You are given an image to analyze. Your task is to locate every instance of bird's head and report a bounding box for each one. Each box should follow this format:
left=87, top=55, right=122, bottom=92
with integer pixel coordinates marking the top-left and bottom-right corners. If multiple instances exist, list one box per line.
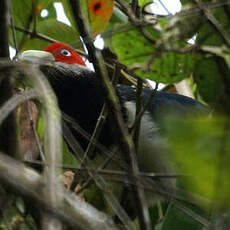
left=20, top=42, right=86, bottom=66
left=44, top=43, right=86, bottom=66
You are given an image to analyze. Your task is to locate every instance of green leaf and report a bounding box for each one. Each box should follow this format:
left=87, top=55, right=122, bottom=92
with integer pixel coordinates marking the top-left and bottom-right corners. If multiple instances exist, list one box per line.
left=11, top=0, right=33, bottom=27
left=36, top=0, right=57, bottom=22
left=194, top=57, right=230, bottom=112
left=162, top=114, right=230, bottom=208
left=196, top=6, right=230, bottom=46
left=162, top=11, right=202, bottom=49
left=159, top=203, right=205, bottom=230
left=112, top=24, right=159, bottom=64
left=10, top=0, right=64, bottom=50
left=201, top=45, right=230, bottom=70
left=135, top=52, right=196, bottom=83
left=112, top=24, right=197, bottom=83
left=62, top=141, right=79, bottom=167
left=194, top=57, right=224, bottom=104
left=102, top=7, right=128, bottom=49
left=139, top=0, right=152, bottom=7
left=21, top=19, right=80, bottom=51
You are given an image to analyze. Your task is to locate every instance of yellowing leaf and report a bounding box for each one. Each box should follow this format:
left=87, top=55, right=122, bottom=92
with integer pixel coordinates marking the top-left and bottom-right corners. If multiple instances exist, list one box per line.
left=84, top=0, right=114, bottom=35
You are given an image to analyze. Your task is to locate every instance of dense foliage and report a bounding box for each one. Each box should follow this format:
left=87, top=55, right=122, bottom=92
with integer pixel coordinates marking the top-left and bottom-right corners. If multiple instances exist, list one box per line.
left=0, top=0, right=230, bottom=229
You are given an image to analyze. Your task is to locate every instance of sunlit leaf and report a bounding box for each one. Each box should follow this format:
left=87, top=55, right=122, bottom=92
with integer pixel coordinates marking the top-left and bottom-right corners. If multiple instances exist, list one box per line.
left=20, top=19, right=81, bottom=51
left=10, top=0, right=57, bottom=49
left=139, top=0, right=152, bottom=7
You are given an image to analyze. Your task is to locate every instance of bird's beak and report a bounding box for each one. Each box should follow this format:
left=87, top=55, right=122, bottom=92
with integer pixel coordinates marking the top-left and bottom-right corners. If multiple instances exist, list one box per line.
left=19, top=50, right=55, bottom=63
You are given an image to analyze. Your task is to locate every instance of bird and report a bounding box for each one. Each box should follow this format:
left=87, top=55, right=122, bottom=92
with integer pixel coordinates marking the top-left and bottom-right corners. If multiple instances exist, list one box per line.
left=20, top=42, right=208, bottom=214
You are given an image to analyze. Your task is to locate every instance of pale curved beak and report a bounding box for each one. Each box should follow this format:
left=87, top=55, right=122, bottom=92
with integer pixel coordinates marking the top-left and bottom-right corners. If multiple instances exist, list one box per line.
left=19, top=50, right=55, bottom=62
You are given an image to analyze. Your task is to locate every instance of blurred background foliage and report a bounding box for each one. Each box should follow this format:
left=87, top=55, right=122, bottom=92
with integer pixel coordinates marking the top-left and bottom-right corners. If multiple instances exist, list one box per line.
left=1, top=0, right=230, bottom=229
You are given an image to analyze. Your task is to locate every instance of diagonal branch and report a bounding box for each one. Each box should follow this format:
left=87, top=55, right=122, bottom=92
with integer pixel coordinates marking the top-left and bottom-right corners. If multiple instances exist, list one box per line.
left=68, top=1, right=151, bottom=230
left=0, top=151, right=118, bottom=230
left=195, top=0, right=230, bottom=48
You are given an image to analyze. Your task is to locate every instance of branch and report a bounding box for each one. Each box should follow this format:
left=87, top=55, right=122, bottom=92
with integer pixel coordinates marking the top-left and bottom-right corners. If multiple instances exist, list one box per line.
left=22, top=64, right=63, bottom=230
left=0, top=89, right=37, bottom=125
left=13, top=25, right=87, bottom=57
left=0, top=152, right=118, bottom=230
left=195, top=0, right=230, bottom=48
left=68, top=1, right=151, bottom=230
left=0, top=0, right=17, bottom=158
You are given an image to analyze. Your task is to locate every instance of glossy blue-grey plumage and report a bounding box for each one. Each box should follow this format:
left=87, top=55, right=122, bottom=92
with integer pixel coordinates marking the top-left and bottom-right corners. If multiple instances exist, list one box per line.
left=40, top=62, right=207, bottom=151
left=117, top=84, right=206, bottom=117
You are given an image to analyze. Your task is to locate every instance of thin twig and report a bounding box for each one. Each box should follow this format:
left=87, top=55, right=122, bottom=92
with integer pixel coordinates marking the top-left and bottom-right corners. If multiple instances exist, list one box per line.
left=70, top=103, right=108, bottom=191
left=32, top=0, right=37, bottom=35
left=173, top=201, right=210, bottom=228
left=195, top=0, right=230, bottom=48
left=81, top=104, right=108, bottom=166
left=25, top=159, right=188, bottom=179
left=73, top=64, right=119, bottom=191
left=25, top=99, right=45, bottom=162
left=14, top=25, right=58, bottom=43
left=131, top=0, right=140, bottom=17
left=130, top=83, right=158, bottom=132
left=0, top=89, right=37, bottom=126
left=63, top=117, right=136, bottom=230
left=69, top=1, right=151, bottom=229
left=13, top=25, right=87, bottom=57
left=158, top=0, right=171, bottom=15
left=8, top=0, right=19, bottom=56
left=132, top=78, right=143, bottom=151
left=116, top=0, right=156, bottom=44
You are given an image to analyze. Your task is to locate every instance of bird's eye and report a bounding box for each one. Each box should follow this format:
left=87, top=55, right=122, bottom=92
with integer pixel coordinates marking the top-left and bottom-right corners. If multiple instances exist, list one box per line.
left=60, top=49, right=71, bottom=57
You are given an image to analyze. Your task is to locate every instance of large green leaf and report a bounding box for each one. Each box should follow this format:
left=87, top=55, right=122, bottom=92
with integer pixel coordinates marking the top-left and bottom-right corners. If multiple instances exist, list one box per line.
left=11, top=0, right=57, bottom=26
left=36, top=0, right=57, bottom=22
left=10, top=0, right=58, bottom=49
left=194, top=57, right=230, bottom=112
left=11, top=0, right=33, bottom=28
left=10, top=0, right=33, bottom=47
left=196, top=6, right=230, bottom=46
left=194, top=57, right=224, bottom=104
left=193, top=4, right=230, bottom=113
left=10, top=0, right=83, bottom=51
left=112, top=24, right=197, bottom=83
left=20, top=19, right=80, bottom=51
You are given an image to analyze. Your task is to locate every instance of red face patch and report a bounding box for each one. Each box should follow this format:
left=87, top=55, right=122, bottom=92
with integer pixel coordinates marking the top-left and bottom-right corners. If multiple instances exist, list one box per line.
left=44, top=43, right=86, bottom=66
